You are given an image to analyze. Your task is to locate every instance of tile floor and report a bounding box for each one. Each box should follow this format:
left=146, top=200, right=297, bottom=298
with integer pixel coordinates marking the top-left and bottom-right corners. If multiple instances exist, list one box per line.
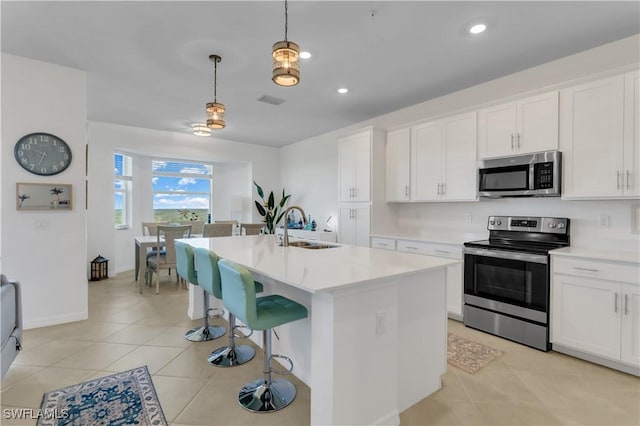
left=1, top=270, right=639, bottom=426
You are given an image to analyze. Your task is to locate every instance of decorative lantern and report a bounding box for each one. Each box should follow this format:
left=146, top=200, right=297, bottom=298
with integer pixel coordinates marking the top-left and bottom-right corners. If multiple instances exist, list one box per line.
left=90, top=255, right=109, bottom=281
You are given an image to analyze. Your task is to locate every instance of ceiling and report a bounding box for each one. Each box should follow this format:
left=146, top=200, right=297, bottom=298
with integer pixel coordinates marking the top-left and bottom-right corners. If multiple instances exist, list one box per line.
left=2, top=1, right=639, bottom=147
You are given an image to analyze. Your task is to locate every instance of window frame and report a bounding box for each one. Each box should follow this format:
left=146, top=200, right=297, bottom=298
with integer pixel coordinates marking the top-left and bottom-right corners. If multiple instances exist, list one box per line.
left=114, top=152, right=133, bottom=230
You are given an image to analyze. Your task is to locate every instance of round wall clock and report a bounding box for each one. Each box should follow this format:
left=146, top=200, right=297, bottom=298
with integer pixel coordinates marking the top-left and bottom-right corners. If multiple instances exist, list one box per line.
left=14, top=132, right=72, bottom=176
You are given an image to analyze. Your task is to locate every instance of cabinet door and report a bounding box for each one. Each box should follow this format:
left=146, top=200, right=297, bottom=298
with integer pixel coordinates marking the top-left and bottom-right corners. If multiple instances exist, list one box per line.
left=339, top=131, right=371, bottom=202
left=478, top=102, right=517, bottom=158
left=386, top=128, right=411, bottom=201
left=552, top=274, right=621, bottom=360
left=412, top=121, right=443, bottom=200
left=517, top=91, right=558, bottom=154
left=446, top=263, right=463, bottom=319
left=338, top=137, right=357, bottom=201
left=443, top=112, right=478, bottom=200
left=621, top=284, right=640, bottom=367
left=624, top=71, right=640, bottom=197
left=560, top=75, right=625, bottom=198
left=339, top=206, right=370, bottom=247
left=354, top=206, right=371, bottom=247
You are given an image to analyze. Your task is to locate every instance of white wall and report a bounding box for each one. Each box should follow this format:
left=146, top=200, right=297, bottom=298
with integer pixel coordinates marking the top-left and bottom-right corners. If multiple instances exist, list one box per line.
left=280, top=35, right=640, bottom=252
left=87, top=121, right=281, bottom=273
left=1, top=54, right=88, bottom=328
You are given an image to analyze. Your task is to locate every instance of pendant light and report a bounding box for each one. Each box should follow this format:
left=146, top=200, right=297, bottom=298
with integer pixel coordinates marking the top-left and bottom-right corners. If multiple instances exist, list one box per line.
left=272, top=0, right=300, bottom=86
left=191, top=123, right=211, bottom=136
left=206, top=54, right=225, bottom=129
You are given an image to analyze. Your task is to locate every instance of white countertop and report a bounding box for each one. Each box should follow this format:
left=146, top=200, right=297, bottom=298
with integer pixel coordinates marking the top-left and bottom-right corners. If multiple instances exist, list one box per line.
left=551, top=246, right=640, bottom=264
left=182, top=235, right=458, bottom=293
left=370, top=231, right=487, bottom=246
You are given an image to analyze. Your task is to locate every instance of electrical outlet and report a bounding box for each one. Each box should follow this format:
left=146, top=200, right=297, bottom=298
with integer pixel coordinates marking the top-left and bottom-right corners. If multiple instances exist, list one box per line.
left=598, top=215, right=610, bottom=227
left=465, top=212, right=472, bottom=223
left=376, top=311, right=386, bottom=335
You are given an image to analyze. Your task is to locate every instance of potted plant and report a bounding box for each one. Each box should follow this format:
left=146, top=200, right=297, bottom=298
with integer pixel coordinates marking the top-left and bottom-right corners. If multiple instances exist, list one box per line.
left=253, top=181, right=291, bottom=234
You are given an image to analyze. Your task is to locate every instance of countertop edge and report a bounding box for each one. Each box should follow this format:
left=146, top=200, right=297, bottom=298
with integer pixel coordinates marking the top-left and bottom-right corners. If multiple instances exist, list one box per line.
left=550, top=246, right=640, bottom=265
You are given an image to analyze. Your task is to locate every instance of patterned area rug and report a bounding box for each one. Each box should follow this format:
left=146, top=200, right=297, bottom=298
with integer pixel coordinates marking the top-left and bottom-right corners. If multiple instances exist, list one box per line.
left=447, top=333, right=503, bottom=374
left=37, top=365, right=167, bottom=426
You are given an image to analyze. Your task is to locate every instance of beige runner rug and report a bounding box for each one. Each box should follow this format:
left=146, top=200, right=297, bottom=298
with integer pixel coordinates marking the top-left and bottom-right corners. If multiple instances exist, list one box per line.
left=447, top=333, right=503, bottom=374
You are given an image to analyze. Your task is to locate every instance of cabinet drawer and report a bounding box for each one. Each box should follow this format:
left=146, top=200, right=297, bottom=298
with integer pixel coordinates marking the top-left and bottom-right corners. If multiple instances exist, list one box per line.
left=397, top=239, right=461, bottom=259
left=371, top=237, right=396, bottom=251
left=397, top=240, right=430, bottom=255
left=553, top=256, right=640, bottom=284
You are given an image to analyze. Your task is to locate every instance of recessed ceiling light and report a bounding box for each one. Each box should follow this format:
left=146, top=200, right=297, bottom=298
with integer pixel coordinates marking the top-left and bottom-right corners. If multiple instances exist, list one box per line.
left=338, top=88, right=349, bottom=94
left=300, top=51, right=311, bottom=59
left=469, top=23, right=487, bottom=35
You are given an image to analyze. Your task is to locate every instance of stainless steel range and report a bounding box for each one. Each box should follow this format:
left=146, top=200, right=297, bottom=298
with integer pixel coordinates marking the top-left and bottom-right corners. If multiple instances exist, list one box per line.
left=463, top=216, right=570, bottom=351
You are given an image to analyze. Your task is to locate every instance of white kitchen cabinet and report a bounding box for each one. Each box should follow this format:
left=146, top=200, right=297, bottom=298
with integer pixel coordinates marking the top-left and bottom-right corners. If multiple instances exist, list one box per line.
left=561, top=72, right=640, bottom=199
left=478, top=91, right=558, bottom=159
left=339, top=206, right=370, bottom=247
left=370, top=236, right=396, bottom=251
left=410, top=112, right=478, bottom=202
left=275, top=228, right=337, bottom=243
left=339, top=130, right=371, bottom=202
left=386, top=128, right=411, bottom=202
left=551, top=255, right=640, bottom=375
left=396, top=239, right=463, bottom=319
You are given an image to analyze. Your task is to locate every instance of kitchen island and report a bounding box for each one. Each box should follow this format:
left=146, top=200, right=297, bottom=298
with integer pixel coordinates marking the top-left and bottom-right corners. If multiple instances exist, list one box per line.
left=183, top=235, right=458, bottom=426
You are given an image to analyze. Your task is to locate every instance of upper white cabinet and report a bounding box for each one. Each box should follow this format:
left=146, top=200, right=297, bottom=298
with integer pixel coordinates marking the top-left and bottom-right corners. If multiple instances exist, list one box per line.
left=561, top=72, right=639, bottom=199
left=386, top=112, right=477, bottom=202
left=386, top=128, right=411, bottom=202
left=339, top=130, right=372, bottom=202
left=478, top=91, right=559, bottom=159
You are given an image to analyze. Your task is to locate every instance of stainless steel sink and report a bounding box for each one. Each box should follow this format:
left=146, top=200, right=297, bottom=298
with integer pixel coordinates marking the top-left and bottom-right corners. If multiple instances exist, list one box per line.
left=287, top=241, right=339, bottom=249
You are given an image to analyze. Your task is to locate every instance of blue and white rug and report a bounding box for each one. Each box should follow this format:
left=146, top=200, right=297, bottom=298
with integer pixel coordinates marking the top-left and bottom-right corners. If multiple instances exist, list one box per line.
left=37, top=365, right=167, bottom=426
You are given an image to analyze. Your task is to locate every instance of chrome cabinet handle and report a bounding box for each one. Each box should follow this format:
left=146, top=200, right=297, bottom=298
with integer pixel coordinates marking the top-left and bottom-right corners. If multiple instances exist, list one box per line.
left=627, top=170, right=631, bottom=189
left=437, top=183, right=440, bottom=195
left=441, top=182, right=445, bottom=194
left=378, top=243, right=389, bottom=247
left=625, top=294, right=629, bottom=315
left=511, top=134, right=514, bottom=150
left=435, top=249, right=450, bottom=254
left=406, top=246, right=419, bottom=250
left=405, top=185, right=409, bottom=196
left=617, top=171, right=621, bottom=190
left=353, top=187, right=357, bottom=198
left=517, top=133, right=521, bottom=148
left=573, top=267, right=599, bottom=273
left=615, top=293, right=618, bottom=313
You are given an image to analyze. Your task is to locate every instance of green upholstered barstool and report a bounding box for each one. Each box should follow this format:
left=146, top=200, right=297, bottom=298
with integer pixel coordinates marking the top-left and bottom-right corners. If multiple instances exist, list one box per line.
left=194, top=247, right=263, bottom=367
left=175, top=241, right=225, bottom=342
left=217, top=259, right=308, bottom=412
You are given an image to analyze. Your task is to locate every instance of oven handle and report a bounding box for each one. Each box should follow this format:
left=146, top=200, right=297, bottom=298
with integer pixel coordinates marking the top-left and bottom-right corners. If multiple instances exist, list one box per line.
left=463, top=247, right=548, bottom=264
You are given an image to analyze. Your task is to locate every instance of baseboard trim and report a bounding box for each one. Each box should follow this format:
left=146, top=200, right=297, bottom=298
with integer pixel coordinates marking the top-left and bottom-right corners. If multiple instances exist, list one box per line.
left=552, top=343, right=640, bottom=376
left=372, top=409, right=400, bottom=426
left=24, top=311, right=88, bottom=329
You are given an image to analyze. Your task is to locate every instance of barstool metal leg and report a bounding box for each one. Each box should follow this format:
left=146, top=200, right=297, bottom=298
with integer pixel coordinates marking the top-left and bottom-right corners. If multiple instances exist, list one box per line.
left=237, top=329, right=297, bottom=412
left=185, top=289, right=225, bottom=341
left=208, top=312, right=255, bottom=367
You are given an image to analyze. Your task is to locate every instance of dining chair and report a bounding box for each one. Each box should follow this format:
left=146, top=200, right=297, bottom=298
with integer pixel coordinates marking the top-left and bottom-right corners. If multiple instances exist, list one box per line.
left=241, top=223, right=264, bottom=235
left=142, top=221, right=170, bottom=236
left=179, top=220, right=204, bottom=235
left=203, top=223, right=234, bottom=238
left=144, top=225, right=192, bottom=294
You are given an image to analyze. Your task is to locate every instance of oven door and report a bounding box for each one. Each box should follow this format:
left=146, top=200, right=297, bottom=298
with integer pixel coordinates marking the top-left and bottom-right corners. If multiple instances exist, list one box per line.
left=463, top=247, right=549, bottom=324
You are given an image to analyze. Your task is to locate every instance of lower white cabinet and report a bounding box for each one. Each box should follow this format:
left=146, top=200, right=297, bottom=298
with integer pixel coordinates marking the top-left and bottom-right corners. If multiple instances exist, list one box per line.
left=370, top=236, right=396, bottom=250
left=275, top=228, right=337, bottom=243
left=339, top=206, right=370, bottom=247
left=551, top=255, right=640, bottom=374
left=393, top=239, right=463, bottom=319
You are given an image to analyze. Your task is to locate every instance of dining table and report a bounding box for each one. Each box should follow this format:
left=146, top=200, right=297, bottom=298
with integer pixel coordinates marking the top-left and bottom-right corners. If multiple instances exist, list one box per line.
left=134, top=234, right=202, bottom=281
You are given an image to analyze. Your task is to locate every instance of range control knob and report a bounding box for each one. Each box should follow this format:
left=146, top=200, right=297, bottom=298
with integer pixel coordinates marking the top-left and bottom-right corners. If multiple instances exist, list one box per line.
left=558, top=223, right=565, bottom=229
left=490, top=220, right=495, bottom=225
left=496, top=220, right=502, bottom=225
left=549, top=223, right=557, bottom=228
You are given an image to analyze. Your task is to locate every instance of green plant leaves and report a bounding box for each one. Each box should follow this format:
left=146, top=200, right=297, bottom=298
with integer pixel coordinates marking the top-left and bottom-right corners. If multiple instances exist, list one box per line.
left=267, top=191, right=275, bottom=209
left=254, top=200, right=266, bottom=216
left=253, top=181, right=264, bottom=199
left=253, top=182, right=291, bottom=234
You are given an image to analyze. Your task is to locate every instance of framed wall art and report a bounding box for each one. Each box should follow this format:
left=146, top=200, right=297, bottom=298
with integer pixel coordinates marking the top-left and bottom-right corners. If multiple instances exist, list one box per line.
left=16, top=183, right=72, bottom=210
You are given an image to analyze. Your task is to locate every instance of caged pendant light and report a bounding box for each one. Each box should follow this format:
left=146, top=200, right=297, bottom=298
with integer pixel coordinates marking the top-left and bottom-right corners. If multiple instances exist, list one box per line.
left=206, top=54, right=226, bottom=129
left=272, top=0, right=300, bottom=87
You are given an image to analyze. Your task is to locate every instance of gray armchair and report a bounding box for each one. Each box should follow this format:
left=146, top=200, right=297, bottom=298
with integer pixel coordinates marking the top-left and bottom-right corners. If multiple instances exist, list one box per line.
left=1, top=274, right=22, bottom=379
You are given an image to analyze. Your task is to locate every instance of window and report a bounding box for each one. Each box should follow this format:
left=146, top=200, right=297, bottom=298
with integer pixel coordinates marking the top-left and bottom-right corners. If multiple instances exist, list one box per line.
left=152, top=159, right=212, bottom=223
left=114, top=152, right=133, bottom=229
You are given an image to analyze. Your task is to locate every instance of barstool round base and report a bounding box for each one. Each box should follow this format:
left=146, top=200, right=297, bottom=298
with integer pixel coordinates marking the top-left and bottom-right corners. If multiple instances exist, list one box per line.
left=184, top=325, right=225, bottom=342
left=208, top=344, right=255, bottom=367
left=238, top=378, right=296, bottom=412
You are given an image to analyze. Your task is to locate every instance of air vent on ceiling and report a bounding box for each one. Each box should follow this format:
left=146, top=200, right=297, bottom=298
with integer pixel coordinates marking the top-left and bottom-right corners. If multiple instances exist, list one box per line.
left=257, top=95, right=286, bottom=106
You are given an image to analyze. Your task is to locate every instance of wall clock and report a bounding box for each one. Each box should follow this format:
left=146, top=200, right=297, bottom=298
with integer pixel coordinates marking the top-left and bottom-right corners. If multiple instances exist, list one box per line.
left=14, top=132, right=72, bottom=176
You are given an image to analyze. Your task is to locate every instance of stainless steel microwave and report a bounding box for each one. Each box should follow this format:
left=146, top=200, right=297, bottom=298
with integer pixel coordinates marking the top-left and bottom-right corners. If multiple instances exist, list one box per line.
left=478, top=151, right=561, bottom=198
